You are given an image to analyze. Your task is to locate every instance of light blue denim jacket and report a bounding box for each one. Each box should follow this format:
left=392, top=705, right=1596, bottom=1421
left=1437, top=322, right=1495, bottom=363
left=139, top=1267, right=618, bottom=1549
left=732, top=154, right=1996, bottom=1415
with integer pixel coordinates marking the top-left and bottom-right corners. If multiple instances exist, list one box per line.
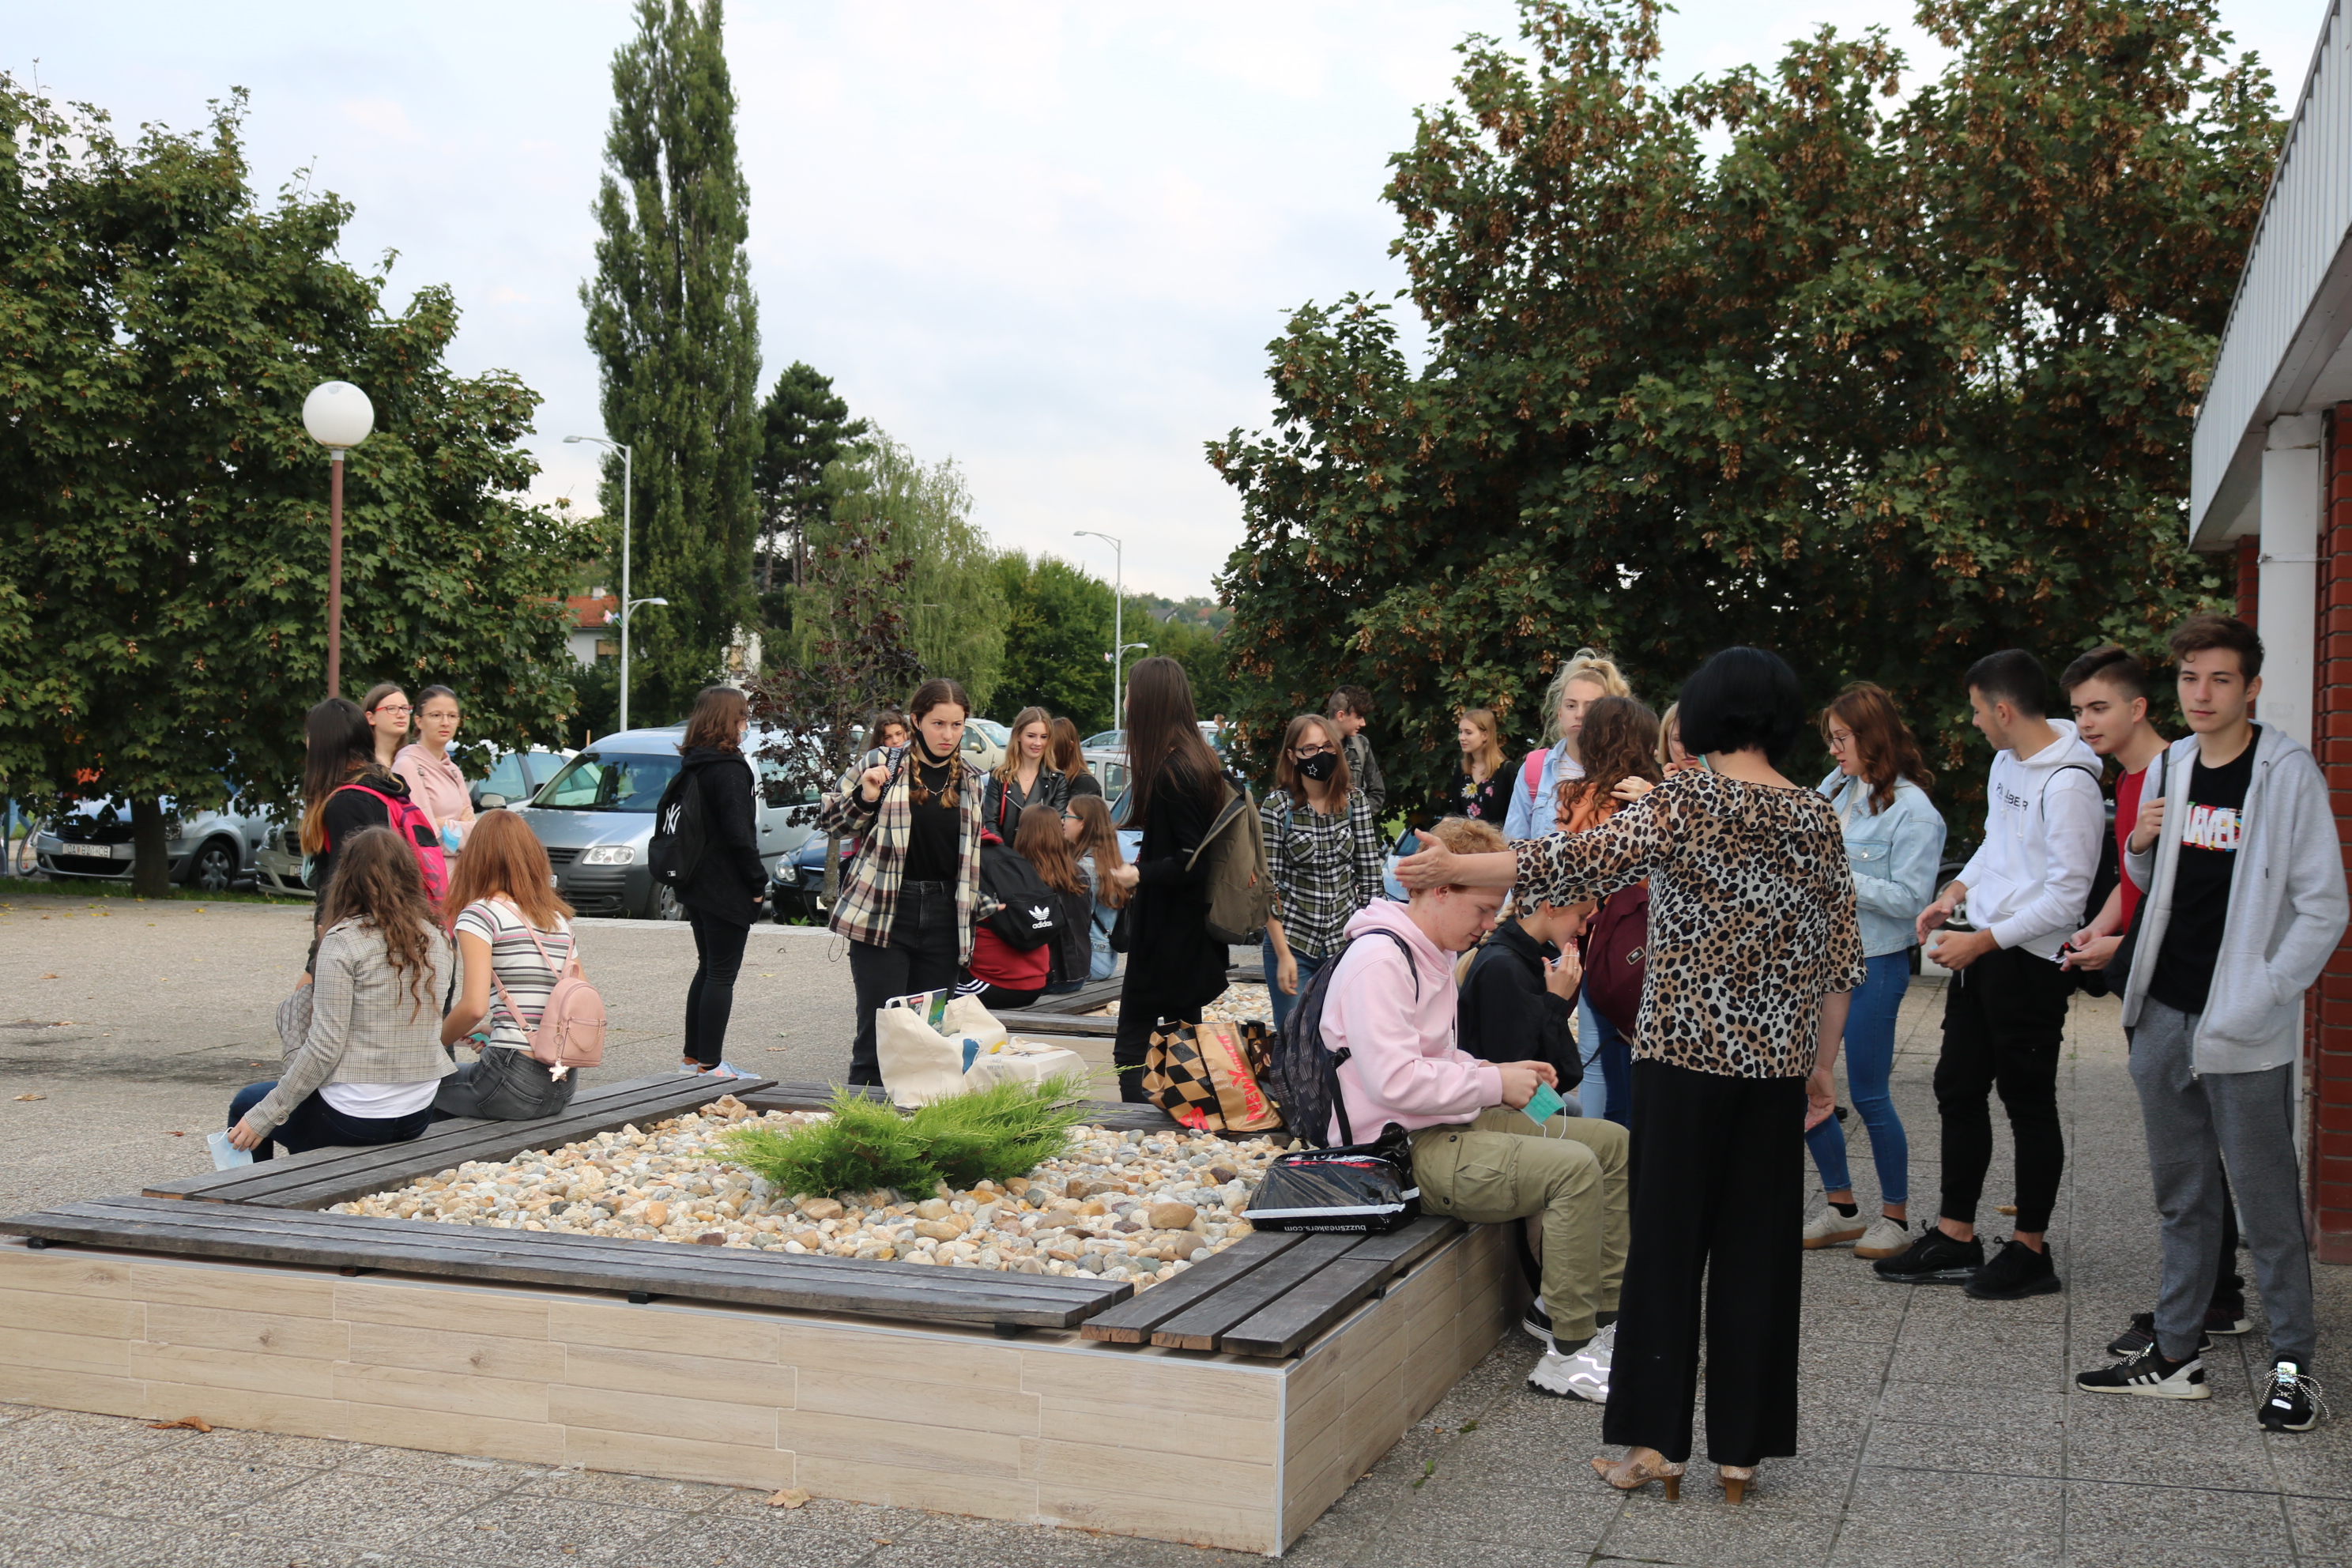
left=1816, top=771, right=1947, bottom=959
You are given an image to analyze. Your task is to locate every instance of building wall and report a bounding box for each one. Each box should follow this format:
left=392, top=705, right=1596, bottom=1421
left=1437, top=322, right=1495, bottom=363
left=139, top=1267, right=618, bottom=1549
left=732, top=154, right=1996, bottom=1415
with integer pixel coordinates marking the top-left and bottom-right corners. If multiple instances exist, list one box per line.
left=2312, top=406, right=2352, bottom=1261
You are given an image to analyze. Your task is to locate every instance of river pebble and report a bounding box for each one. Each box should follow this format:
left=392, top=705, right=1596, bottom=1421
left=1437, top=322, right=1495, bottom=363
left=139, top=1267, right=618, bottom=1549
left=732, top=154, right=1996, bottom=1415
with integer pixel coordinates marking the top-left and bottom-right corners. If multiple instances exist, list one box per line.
left=328, top=1095, right=1281, bottom=1291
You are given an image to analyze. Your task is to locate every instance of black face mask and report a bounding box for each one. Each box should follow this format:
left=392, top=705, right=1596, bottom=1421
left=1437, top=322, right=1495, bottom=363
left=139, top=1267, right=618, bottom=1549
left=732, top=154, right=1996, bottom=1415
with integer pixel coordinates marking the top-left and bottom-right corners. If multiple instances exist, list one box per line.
left=1296, top=751, right=1339, bottom=783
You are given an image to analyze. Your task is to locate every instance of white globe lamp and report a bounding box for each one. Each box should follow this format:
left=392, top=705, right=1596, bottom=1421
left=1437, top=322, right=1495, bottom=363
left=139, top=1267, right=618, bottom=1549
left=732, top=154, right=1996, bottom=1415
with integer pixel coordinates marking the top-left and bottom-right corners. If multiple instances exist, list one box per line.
left=304, top=381, right=374, bottom=697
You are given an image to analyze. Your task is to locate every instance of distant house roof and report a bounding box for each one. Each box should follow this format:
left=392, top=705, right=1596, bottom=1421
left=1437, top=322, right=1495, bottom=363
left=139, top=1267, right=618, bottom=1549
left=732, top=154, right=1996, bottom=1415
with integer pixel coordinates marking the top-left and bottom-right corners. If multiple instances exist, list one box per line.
left=567, top=594, right=617, bottom=631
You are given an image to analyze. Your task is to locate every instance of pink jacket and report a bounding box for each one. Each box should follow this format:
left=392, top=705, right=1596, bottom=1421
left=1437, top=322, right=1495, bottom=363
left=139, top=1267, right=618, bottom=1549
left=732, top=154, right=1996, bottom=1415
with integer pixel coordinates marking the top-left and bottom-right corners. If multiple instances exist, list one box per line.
left=1322, top=899, right=1502, bottom=1144
left=394, top=744, right=475, bottom=850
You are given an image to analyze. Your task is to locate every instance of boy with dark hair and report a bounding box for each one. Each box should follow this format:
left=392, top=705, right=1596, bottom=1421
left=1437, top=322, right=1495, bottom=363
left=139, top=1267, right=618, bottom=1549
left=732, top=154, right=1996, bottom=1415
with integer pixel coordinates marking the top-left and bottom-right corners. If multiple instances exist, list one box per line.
left=1327, top=685, right=1386, bottom=817
left=1877, top=650, right=2102, bottom=1300
left=2075, top=616, right=2346, bottom=1430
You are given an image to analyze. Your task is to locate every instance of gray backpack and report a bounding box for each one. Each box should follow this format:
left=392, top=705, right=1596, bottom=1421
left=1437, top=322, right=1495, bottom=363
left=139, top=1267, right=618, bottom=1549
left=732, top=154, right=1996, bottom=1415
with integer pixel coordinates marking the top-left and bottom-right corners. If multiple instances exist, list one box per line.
left=1189, top=778, right=1272, bottom=945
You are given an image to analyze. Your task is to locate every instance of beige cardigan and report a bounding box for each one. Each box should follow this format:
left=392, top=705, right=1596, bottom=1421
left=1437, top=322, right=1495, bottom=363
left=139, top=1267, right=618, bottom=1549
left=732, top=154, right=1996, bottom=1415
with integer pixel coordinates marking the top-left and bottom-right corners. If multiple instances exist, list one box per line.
left=252, top=920, right=453, bottom=1133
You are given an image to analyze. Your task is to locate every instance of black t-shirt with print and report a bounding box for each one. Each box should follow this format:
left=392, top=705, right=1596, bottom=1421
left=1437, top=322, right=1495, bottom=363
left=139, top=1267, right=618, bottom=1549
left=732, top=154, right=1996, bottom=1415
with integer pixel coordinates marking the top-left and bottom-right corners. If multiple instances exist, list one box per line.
left=901, top=752, right=962, bottom=885
left=2149, top=727, right=2258, bottom=1017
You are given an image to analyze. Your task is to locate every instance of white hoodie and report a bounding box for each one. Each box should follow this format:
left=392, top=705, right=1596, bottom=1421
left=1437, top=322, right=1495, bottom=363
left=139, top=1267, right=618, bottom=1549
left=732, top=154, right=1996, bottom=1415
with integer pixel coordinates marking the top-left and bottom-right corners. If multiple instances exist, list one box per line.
left=1956, top=717, right=2103, bottom=962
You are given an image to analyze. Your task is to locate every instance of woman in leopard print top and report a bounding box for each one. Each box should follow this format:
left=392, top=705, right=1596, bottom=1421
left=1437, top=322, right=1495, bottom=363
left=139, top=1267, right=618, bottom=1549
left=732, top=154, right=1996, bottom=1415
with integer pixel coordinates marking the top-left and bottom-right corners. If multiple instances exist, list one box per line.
left=1400, top=647, right=1864, bottom=1500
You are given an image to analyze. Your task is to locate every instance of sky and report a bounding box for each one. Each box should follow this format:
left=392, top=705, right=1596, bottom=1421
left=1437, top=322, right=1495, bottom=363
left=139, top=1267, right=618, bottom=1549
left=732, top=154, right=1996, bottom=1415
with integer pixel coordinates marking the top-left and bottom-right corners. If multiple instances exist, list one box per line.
left=8, top=0, right=2328, bottom=601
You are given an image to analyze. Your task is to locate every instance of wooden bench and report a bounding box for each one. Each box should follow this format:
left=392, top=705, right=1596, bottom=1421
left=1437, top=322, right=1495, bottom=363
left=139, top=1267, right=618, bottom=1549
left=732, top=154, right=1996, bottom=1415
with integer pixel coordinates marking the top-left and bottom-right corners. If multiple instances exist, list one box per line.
left=734, top=1081, right=1187, bottom=1134
left=145, top=1071, right=774, bottom=1208
left=0, top=1195, right=1126, bottom=1331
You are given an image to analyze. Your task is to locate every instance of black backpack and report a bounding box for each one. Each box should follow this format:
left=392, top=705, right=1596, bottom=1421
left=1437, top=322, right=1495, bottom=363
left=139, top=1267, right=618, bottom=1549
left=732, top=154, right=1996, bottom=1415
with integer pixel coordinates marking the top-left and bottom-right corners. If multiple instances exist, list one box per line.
left=978, top=838, right=1065, bottom=951
left=648, top=766, right=709, bottom=890
left=1265, top=927, right=1416, bottom=1148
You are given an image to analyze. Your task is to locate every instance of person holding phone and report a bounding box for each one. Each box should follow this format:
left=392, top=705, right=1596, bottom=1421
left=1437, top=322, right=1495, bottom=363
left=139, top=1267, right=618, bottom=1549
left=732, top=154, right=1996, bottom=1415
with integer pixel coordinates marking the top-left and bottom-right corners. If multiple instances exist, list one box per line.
left=1327, top=816, right=1629, bottom=1404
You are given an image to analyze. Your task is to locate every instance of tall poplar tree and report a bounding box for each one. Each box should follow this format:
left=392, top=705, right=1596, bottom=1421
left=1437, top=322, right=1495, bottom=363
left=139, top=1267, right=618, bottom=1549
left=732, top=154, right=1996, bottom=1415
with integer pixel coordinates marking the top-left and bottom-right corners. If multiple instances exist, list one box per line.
left=582, top=0, right=762, bottom=725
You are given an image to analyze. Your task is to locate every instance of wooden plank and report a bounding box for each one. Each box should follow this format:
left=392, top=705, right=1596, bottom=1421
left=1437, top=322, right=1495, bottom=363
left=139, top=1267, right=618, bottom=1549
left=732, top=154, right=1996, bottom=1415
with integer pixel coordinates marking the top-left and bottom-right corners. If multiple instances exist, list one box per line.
left=1148, top=1233, right=1362, bottom=1351
left=152, top=1074, right=774, bottom=1211
left=0, top=1198, right=1128, bottom=1330
left=1006, top=1012, right=1118, bottom=1038
left=1078, top=1231, right=1304, bottom=1344
left=1215, top=1218, right=1462, bottom=1359
left=142, top=1072, right=698, bottom=1200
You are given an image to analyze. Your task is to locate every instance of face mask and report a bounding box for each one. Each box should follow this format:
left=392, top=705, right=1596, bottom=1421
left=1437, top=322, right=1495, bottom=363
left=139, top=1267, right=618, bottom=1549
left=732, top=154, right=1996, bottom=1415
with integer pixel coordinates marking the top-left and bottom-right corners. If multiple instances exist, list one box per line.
left=1297, top=752, right=1339, bottom=783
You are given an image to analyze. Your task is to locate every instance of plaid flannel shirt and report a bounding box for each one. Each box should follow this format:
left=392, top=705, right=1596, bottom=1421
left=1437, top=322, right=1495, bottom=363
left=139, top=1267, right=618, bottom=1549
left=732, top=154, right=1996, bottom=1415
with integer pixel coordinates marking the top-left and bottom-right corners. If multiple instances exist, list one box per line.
left=1260, top=786, right=1385, bottom=960
left=817, top=745, right=986, bottom=963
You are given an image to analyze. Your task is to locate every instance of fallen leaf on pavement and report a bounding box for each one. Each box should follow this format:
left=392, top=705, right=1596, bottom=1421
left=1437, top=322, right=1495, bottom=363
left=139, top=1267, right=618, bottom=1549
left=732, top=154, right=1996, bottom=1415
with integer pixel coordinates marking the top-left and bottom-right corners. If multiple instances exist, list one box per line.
left=763, top=1488, right=810, bottom=1509
left=165, top=1131, right=186, bottom=1136
left=149, top=1416, right=212, bottom=1432
left=39, top=974, right=56, bottom=979
left=13, top=1095, right=43, bottom=1102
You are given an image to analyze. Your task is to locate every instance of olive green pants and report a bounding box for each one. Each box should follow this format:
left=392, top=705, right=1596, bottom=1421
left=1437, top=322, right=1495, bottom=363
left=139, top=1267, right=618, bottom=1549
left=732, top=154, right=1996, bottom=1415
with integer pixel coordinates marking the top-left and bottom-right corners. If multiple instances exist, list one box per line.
left=1411, top=1107, right=1629, bottom=1343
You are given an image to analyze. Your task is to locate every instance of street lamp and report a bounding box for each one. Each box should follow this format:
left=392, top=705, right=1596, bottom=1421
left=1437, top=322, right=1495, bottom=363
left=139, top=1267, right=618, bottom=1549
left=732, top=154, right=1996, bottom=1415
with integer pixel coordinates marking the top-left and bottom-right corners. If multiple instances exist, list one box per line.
left=1109, top=642, right=1148, bottom=716
left=565, top=435, right=637, bottom=728
left=303, top=381, right=375, bottom=696
left=1072, top=530, right=1127, bottom=732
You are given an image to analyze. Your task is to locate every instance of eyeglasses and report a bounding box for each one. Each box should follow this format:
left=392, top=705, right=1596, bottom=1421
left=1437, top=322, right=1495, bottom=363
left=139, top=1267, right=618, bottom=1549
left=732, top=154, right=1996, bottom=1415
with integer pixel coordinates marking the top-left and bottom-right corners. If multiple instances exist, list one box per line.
left=373, top=704, right=413, bottom=717
left=1291, top=744, right=1332, bottom=759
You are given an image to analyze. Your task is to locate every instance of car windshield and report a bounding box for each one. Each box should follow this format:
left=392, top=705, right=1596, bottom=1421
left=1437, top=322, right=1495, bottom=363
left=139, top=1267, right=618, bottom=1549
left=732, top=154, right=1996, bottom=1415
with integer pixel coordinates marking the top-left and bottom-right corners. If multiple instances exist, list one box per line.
left=533, top=751, right=680, bottom=812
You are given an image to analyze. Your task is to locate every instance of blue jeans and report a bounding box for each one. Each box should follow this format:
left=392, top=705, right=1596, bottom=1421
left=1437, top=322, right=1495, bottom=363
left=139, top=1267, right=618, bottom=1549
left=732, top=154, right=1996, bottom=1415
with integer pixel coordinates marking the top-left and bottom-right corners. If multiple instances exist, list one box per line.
left=1263, top=937, right=1327, bottom=1031
left=1805, top=950, right=1911, bottom=1204
left=1578, top=994, right=1633, bottom=1129
left=228, top=1080, right=434, bottom=1162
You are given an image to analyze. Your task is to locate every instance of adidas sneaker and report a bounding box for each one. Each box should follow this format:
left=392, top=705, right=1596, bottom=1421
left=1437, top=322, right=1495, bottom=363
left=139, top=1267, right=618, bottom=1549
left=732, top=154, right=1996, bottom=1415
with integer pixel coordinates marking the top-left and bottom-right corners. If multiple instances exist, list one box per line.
left=2075, top=1345, right=2210, bottom=1401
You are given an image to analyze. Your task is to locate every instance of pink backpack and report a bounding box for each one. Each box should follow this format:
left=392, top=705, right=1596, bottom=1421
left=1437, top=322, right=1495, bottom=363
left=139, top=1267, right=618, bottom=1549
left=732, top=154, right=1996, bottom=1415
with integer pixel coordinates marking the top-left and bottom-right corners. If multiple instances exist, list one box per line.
left=332, top=782, right=449, bottom=902
left=1519, top=748, right=1547, bottom=808
left=488, top=921, right=607, bottom=1078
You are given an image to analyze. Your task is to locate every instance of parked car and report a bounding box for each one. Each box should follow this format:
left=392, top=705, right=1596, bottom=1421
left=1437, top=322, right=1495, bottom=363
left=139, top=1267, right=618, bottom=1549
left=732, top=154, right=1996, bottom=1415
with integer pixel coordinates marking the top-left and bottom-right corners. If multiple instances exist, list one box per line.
left=1083, top=746, right=1131, bottom=803
left=962, top=717, right=1007, bottom=772
left=473, top=745, right=575, bottom=811
left=509, top=726, right=816, bottom=919
left=33, top=793, right=271, bottom=892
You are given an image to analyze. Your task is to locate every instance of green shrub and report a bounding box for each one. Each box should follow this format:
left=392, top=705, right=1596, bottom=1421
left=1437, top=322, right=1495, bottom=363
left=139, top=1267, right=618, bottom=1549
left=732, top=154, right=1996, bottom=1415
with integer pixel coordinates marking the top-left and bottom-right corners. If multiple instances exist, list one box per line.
left=716, top=1075, right=1092, bottom=1199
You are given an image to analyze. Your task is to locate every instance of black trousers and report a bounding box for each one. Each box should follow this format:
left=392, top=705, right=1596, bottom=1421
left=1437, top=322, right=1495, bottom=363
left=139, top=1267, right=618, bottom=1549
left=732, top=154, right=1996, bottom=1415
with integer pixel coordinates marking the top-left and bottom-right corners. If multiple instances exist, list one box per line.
left=845, top=881, right=962, bottom=1085
left=1604, top=1059, right=1805, bottom=1466
left=1935, top=945, right=2070, bottom=1234
left=684, top=912, right=751, bottom=1070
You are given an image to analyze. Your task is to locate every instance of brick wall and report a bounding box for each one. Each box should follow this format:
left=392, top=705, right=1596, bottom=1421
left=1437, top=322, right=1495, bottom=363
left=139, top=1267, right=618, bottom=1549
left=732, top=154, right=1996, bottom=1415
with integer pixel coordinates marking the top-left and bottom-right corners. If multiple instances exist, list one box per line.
left=2314, top=407, right=2352, bottom=1261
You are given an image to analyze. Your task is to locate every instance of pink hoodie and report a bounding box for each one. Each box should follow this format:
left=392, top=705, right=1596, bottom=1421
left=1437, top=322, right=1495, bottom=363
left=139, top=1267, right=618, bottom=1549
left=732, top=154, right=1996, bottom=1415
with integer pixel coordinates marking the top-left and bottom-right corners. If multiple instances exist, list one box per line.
left=1322, top=899, right=1503, bottom=1144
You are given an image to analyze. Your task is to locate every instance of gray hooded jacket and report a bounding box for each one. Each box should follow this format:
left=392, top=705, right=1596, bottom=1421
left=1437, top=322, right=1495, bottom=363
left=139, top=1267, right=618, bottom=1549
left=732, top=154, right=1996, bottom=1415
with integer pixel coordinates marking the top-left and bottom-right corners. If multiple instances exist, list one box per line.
left=2119, top=726, right=2348, bottom=1074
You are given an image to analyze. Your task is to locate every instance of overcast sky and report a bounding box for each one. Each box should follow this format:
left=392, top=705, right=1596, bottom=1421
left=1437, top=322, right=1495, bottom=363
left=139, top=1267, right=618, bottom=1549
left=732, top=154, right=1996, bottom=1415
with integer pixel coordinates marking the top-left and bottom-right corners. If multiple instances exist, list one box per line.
left=10, top=0, right=2324, bottom=600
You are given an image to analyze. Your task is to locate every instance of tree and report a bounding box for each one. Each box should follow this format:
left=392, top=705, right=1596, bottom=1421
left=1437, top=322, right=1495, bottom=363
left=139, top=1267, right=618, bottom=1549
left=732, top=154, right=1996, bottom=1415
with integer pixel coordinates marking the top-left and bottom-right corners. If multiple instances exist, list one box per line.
left=0, top=81, right=593, bottom=895
left=991, top=553, right=1114, bottom=733
left=793, top=433, right=1006, bottom=711
left=746, top=515, right=924, bottom=900
left=582, top=0, right=763, bottom=726
left=1211, top=0, right=2271, bottom=817
left=752, top=361, right=867, bottom=604
left=1150, top=612, right=1237, bottom=726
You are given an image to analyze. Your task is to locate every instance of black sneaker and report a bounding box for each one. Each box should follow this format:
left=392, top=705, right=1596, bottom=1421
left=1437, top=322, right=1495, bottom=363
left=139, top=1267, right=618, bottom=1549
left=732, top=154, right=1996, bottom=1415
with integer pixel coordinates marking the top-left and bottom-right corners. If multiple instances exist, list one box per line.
left=1871, top=1227, right=1984, bottom=1284
left=2207, top=1297, right=2253, bottom=1336
left=2075, top=1345, right=2211, bottom=1400
left=2259, top=1362, right=2324, bottom=1433
left=2106, top=1311, right=2214, bottom=1360
left=1966, top=1238, right=2062, bottom=1300
left=1522, top=1298, right=1554, bottom=1351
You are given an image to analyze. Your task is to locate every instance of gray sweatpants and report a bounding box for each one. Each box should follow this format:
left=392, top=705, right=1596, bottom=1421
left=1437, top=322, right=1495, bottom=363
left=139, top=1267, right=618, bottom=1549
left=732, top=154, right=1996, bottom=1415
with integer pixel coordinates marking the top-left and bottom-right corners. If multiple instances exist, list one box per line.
left=2129, top=1000, right=2316, bottom=1366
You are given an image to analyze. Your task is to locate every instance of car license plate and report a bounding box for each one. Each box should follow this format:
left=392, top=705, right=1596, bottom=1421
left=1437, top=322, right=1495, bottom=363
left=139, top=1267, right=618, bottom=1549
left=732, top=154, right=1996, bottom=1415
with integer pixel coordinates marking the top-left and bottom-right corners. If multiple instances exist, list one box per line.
left=58, top=842, right=117, bottom=858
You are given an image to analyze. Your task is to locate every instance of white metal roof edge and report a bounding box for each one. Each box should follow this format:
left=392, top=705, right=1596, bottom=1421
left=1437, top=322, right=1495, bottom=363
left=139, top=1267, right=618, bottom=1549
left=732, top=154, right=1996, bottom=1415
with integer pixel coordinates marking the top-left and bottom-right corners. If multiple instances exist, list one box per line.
left=2191, top=0, right=2352, bottom=544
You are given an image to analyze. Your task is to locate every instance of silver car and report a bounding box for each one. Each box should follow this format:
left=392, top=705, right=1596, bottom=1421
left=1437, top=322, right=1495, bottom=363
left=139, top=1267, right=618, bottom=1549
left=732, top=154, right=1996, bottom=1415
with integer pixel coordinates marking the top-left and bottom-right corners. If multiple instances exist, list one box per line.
left=251, top=745, right=575, bottom=899
left=33, top=793, right=271, bottom=892
left=511, top=726, right=817, bottom=919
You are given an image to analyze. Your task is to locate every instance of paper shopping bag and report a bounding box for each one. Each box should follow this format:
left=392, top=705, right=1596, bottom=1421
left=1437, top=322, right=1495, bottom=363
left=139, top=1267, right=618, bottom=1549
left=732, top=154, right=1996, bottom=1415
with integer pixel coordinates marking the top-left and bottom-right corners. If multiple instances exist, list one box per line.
left=1142, top=1020, right=1282, bottom=1133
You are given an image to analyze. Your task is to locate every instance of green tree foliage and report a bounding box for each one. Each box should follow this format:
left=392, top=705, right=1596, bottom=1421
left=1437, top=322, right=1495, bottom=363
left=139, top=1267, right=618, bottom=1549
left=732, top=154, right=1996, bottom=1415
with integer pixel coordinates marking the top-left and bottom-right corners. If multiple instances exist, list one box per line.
left=1148, top=612, right=1236, bottom=724
left=992, top=553, right=1114, bottom=732
left=752, top=360, right=867, bottom=607
left=582, top=0, right=763, bottom=726
left=794, top=434, right=1005, bottom=713
left=1211, top=0, right=2269, bottom=813
left=0, top=83, right=590, bottom=892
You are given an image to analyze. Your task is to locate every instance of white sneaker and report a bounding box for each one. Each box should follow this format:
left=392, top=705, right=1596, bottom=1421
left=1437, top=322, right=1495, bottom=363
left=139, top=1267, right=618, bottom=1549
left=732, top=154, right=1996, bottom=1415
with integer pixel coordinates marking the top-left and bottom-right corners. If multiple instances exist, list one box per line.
left=1803, top=1208, right=1866, bottom=1249
left=1528, top=1322, right=1615, bottom=1402
left=1853, top=1216, right=1911, bottom=1259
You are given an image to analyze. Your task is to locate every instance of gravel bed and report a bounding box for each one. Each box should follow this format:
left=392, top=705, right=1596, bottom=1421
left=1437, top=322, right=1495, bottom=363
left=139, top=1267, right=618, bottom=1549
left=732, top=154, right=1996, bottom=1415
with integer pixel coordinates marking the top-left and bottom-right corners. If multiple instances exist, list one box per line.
left=330, top=1095, right=1283, bottom=1289
left=1097, top=982, right=1270, bottom=1023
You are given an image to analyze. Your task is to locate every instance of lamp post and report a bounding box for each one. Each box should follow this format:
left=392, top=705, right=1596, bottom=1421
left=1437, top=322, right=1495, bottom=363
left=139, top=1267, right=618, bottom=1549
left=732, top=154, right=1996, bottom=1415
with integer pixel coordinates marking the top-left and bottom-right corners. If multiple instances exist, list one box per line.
left=1072, top=530, right=1126, bottom=732
left=303, top=382, right=375, bottom=696
left=565, top=435, right=636, bottom=728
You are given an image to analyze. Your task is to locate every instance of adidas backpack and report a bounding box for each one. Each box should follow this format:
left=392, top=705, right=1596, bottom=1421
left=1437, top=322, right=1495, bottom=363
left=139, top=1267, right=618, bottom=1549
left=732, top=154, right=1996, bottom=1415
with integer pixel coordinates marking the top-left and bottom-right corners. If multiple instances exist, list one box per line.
left=1189, top=778, right=1272, bottom=946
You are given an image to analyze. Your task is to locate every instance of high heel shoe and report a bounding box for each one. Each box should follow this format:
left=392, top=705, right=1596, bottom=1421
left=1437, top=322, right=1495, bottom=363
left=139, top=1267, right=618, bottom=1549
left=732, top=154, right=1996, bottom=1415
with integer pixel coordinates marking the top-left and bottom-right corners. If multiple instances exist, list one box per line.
left=1718, top=1464, right=1757, bottom=1505
left=1591, top=1448, right=1684, bottom=1500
